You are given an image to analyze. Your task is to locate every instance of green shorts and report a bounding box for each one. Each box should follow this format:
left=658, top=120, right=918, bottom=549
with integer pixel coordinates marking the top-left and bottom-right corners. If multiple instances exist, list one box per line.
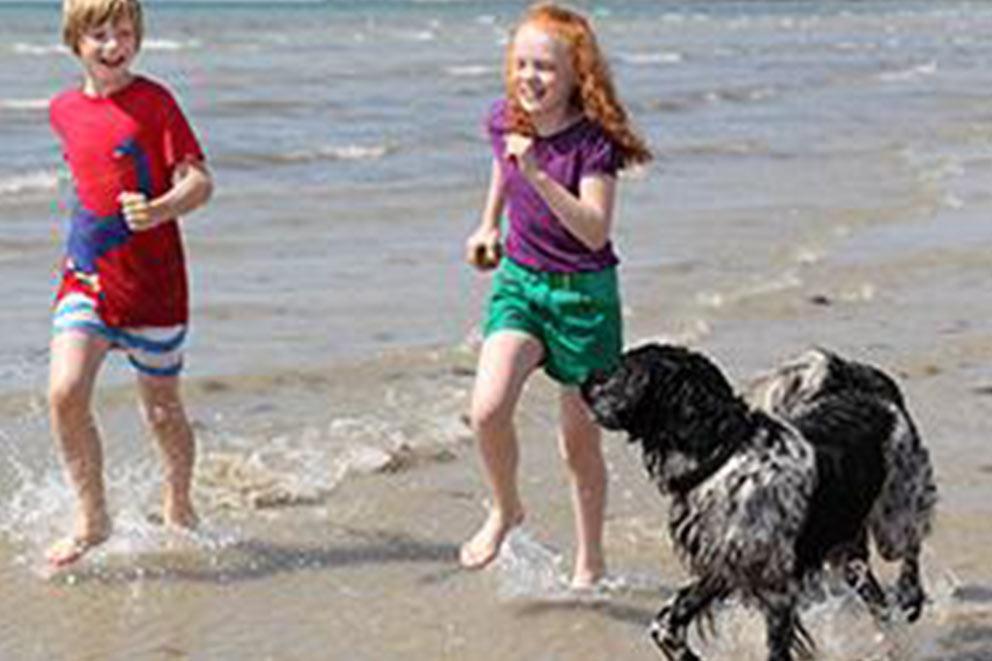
left=484, top=257, right=623, bottom=386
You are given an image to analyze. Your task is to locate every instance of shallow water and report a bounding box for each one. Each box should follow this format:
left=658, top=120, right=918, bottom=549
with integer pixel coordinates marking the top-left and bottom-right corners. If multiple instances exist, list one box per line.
left=1, top=1, right=991, bottom=659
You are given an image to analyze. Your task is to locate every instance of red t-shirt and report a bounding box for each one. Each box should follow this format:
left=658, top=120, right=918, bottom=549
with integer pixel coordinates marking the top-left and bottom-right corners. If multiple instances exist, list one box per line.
left=50, top=75, right=205, bottom=327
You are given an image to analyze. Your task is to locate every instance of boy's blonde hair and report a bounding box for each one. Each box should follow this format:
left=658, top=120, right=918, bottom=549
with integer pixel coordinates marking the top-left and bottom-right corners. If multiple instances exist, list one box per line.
left=62, top=0, right=144, bottom=54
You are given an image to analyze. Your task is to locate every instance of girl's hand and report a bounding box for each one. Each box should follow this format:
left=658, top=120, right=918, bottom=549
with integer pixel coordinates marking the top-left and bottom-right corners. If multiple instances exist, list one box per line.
left=118, top=191, right=158, bottom=231
left=505, top=133, right=538, bottom=179
left=465, top=225, right=502, bottom=271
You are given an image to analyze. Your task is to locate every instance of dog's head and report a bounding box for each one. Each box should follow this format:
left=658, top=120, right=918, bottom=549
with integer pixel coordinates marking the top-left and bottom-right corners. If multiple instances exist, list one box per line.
left=583, top=343, right=753, bottom=491
left=582, top=343, right=741, bottom=440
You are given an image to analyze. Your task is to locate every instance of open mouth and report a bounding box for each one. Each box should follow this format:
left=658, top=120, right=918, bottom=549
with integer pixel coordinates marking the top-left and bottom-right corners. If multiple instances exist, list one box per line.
left=99, top=54, right=127, bottom=69
left=518, top=84, right=546, bottom=106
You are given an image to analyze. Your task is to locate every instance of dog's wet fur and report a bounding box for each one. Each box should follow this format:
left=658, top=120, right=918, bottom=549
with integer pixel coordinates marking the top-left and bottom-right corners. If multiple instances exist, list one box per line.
left=581, top=344, right=936, bottom=661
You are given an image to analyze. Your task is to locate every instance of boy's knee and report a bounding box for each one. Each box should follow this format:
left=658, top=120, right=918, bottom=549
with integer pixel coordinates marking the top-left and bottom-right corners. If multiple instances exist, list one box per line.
left=140, top=398, right=185, bottom=430
left=49, top=379, right=89, bottom=417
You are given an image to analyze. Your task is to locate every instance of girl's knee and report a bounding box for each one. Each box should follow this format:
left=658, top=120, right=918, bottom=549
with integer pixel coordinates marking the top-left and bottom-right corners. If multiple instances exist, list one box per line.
left=470, top=397, right=513, bottom=437
left=558, top=423, right=603, bottom=471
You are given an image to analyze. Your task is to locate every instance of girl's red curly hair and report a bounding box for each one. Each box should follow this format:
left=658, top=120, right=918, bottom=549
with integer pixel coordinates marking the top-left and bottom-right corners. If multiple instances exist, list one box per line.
left=503, top=2, right=651, bottom=168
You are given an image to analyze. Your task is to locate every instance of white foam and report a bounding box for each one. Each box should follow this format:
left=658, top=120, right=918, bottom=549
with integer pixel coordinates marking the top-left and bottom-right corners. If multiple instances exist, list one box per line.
left=11, top=42, right=66, bottom=56
left=283, top=144, right=391, bottom=163
left=696, top=271, right=803, bottom=309
left=444, top=64, right=495, bottom=78
left=143, top=38, right=199, bottom=52
left=495, top=528, right=567, bottom=600
left=0, top=98, right=48, bottom=111
left=0, top=170, right=59, bottom=198
left=879, top=60, right=938, bottom=82
left=619, top=51, right=684, bottom=66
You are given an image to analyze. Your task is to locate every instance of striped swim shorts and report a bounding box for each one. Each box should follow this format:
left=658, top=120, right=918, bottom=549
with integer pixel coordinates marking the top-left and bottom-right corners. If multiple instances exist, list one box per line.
left=52, top=293, right=187, bottom=377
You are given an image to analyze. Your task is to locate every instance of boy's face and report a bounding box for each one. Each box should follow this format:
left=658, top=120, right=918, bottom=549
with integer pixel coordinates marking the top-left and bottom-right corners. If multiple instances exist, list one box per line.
left=77, top=15, right=138, bottom=93
left=510, top=23, right=576, bottom=119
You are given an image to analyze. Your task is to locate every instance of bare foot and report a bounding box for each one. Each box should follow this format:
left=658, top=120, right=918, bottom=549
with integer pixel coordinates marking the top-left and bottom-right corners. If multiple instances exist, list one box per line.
left=163, top=498, right=199, bottom=531
left=570, top=567, right=605, bottom=590
left=459, top=509, right=524, bottom=569
left=570, top=552, right=606, bottom=589
left=45, top=518, right=111, bottom=569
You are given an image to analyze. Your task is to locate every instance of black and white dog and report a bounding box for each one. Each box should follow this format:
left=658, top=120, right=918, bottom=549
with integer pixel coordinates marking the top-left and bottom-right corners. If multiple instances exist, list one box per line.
left=581, top=344, right=936, bottom=661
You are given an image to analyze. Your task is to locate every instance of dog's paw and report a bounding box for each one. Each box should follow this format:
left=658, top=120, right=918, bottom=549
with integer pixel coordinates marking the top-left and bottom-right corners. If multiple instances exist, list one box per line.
left=650, top=618, right=699, bottom=661
left=895, top=582, right=925, bottom=623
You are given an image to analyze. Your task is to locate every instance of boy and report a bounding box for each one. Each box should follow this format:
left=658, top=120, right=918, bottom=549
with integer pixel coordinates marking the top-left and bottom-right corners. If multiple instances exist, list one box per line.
left=47, top=0, right=212, bottom=567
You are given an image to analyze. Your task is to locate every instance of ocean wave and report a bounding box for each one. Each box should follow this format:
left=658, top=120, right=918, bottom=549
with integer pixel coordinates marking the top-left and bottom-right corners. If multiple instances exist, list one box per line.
left=878, top=60, right=938, bottom=82
left=283, top=144, right=393, bottom=163
left=143, top=38, right=200, bottom=51
left=696, top=271, right=803, bottom=309
left=666, top=139, right=777, bottom=159
left=618, top=51, right=684, bottom=66
left=0, top=99, right=48, bottom=111
left=648, top=84, right=779, bottom=114
left=10, top=38, right=195, bottom=56
left=220, top=144, right=394, bottom=168
left=444, top=64, right=496, bottom=78
left=0, top=171, right=58, bottom=198
left=11, top=42, right=66, bottom=56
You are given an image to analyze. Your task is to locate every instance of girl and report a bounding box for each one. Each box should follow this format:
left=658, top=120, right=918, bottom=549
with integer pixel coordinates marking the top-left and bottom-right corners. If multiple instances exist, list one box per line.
left=461, top=2, right=651, bottom=588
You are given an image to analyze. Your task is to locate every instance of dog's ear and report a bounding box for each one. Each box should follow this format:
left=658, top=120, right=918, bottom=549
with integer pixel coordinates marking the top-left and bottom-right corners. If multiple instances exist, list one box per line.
left=624, top=361, right=652, bottom=402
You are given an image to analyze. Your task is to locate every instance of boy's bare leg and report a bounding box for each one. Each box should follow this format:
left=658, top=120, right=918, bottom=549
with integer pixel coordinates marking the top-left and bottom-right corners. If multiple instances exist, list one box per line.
left=459, top=331, right=543, bottom=569
left=559, top=387, right=607, bottom=589
left=47, top=332, right=113, bottom=566
left=136, top=373, right=198, bottom=529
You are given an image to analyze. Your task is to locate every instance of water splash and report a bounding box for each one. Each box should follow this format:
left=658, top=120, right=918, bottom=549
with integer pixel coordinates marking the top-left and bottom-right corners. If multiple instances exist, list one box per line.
left=494, top=528, right=567, bottom=600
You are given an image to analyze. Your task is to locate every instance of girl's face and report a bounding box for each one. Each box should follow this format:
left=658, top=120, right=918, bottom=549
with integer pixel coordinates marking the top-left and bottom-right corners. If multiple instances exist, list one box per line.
left=510, top=22, right=577, bottom=120
left=78, top=16, right=138, bottom=95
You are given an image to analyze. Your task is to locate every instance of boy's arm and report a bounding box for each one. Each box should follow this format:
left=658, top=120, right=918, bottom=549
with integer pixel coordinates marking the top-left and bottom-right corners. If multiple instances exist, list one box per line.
left=119, top=160, right=213, bottom=231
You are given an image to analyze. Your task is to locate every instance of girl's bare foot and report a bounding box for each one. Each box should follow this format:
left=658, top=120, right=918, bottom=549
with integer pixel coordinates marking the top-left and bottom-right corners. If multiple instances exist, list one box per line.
left=570, top=565, right=605, bottom=590
left=570, top=550, right=606, bottom=590
left=459, top=509, right=524, bottom=569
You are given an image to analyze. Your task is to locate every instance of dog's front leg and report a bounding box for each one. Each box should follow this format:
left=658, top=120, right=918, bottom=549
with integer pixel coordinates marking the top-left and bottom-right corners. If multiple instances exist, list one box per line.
left=894, top=549, right=925, bottom=622
left=763, top=592, right=813, bottom=661
left=650, top=579, right=724, bottom=661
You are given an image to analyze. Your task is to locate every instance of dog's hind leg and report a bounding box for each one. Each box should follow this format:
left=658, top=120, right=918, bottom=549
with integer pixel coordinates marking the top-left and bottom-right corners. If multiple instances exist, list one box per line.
left=839, top=530, right=889, bottom=621
left=650, top=579, right=725, bottom=661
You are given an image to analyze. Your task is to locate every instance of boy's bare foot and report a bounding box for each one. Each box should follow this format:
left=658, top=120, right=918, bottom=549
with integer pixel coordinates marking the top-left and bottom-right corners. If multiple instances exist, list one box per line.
left=459, top=509, right=524, bottom=569
left=45, top=515, right=111, bottom=568
left=164, top=497, right=198, bottom=531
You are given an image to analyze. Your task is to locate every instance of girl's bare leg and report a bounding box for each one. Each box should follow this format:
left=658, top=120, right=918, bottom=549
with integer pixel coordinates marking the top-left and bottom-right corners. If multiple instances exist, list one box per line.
left=559, top=387, right=607, bottom=588
left=459, top=330, right=543, bottom=569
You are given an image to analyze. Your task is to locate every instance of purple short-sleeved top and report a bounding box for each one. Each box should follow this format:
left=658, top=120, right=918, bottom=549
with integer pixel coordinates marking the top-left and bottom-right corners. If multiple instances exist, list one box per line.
left=487, top=99, right=622, bottom=274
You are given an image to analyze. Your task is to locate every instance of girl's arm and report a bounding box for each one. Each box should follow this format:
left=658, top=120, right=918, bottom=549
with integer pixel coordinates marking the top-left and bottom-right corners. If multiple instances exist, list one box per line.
left=465, top=158, right=506, bottom=269
left=506, top=134, right=616, bottom=251
left=119, top=160, right=214, bottom=231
